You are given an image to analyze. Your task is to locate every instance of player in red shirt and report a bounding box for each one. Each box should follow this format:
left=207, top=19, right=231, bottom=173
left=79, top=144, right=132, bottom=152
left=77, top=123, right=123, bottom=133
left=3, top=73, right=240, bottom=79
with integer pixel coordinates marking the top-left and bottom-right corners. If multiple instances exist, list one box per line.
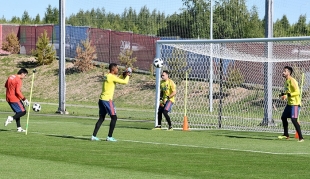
left=4, top=68, right=29, bottom=132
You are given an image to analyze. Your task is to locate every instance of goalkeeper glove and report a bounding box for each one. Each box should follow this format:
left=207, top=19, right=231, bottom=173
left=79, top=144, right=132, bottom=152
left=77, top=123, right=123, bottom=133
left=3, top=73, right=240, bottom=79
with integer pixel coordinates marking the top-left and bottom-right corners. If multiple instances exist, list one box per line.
left=279, top=92, right=291, bottom=97
left=23, top=98, right=29, bottom=106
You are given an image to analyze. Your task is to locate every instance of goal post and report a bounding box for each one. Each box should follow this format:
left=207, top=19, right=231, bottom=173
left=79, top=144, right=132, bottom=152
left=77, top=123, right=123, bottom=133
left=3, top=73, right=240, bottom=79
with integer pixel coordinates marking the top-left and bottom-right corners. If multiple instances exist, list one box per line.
left=155, top=36, right=310, bottom=134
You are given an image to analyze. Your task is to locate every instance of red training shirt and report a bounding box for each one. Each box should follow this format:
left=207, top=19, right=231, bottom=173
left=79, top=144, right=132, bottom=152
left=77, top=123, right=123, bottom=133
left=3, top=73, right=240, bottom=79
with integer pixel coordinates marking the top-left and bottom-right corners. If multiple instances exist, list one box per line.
left=5, top=75, right=25, bottom=102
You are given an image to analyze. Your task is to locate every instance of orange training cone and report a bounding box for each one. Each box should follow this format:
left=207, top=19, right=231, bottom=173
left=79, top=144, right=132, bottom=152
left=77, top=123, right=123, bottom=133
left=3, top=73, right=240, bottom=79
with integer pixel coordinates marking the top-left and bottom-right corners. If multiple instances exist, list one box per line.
left=182, top=116, right=189, bottom=131
left=295, top=131, right=299, bottom=139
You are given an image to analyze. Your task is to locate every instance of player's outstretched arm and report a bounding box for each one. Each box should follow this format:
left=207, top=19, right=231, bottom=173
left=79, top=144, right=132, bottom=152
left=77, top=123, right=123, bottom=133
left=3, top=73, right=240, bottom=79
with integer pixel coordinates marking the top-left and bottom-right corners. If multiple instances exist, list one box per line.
left=113, top=74, right=129, bottom=84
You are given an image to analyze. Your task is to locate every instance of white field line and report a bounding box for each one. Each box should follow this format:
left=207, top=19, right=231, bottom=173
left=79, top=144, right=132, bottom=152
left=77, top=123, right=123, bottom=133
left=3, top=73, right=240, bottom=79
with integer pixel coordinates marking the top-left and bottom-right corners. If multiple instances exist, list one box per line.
left=27, top=131, right=310, bottom=156
left=122, top=139, right=310, bottom=155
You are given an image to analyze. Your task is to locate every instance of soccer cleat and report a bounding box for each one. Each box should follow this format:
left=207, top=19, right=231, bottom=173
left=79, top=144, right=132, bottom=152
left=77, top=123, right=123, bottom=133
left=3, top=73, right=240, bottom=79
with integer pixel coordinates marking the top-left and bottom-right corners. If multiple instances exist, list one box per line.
left=4, top=116, right=13, bottom=126
left=106, top=137, right=117, bottom=142
left=17, top=127, right=26, bottom=132
left=91, top=135, right=100, bottom=141
left=152, top=126, right=162, bottom=130
left=278, top=135, right=289, bottom=140
left=298, top=139, right=304, bottom=142
left=167, top=127, right=173, bottom=131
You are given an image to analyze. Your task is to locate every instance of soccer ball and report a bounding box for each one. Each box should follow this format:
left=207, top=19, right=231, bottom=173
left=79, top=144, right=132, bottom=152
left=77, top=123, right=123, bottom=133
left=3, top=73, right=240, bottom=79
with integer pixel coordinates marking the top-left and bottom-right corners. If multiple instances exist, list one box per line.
left=32, top=103, right=41, bottom=112
left=153, top=58, right=164, bottom=68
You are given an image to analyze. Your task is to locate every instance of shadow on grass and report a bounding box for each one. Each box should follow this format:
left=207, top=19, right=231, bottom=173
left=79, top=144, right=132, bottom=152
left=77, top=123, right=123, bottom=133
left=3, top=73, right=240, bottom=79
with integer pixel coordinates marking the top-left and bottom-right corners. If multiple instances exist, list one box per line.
left=17, top=60, right=39, bottom=68
left=117, top=125, right=152, bottom=130
left=53, top=67, right=82, bottom=76
left=216, top=134, right=276, bottom=141
left=46, top=134, right=91, bottom=141
left=0, top=129, right=11, bottom=132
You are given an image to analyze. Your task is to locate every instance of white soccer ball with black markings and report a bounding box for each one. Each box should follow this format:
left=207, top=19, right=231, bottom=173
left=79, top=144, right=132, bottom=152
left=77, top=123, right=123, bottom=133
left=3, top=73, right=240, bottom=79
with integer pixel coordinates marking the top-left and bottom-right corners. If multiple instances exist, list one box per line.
left=32, top=103, right=41, bottom=112
left=153, top=58, right=164, bottom=68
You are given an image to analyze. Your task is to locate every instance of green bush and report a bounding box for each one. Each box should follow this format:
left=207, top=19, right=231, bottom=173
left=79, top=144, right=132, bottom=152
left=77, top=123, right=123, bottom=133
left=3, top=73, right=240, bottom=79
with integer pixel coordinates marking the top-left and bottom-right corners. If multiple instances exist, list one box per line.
left=2, top=32, right=20, bottom=54
left=225, top=67, right=244, bottom=89
left=74, top=38, right=97, bottom=72
left=32, top=30, right=56, bottom=65
left=118, top=49, right=137, bottom=72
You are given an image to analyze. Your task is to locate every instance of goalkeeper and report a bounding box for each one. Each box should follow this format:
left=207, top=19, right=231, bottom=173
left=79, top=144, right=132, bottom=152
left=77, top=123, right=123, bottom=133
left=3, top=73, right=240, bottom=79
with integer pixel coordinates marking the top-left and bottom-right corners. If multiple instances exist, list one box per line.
left=91, top=63, right=131, bottom=141
left=153, top=70, right=176, bottom=131
left=278, top=66, right=304, bottom=142
left=4, top=68, right=29, bottom=132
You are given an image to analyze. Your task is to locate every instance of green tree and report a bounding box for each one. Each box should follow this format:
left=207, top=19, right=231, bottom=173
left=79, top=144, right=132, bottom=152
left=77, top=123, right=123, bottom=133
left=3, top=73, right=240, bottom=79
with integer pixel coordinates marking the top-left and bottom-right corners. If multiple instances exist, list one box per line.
left=137, top=6, right=152, bottom=34
left=32, top=30, right=56, bottom=65
left=246, top=6, right=264, bottom=38
left=34, top=14, right=41, bottom=24
left=0, top=15, right=6, bottom=23
left=182, top=0, right=210, bottom=38
left=292, top=14, right=308, bottom=36
left=122, top=7, right=139, bottom=33
left=274, top=15, right=291, bottom=37
left=21, top=11, right=31, bottom=24
left=213, top=0, right=250, bottom=39
left=43, top=5, right=59, bottom=24
left=158, top=12, right=192, bottom=38
left=10, top=16, right=21, bottom=24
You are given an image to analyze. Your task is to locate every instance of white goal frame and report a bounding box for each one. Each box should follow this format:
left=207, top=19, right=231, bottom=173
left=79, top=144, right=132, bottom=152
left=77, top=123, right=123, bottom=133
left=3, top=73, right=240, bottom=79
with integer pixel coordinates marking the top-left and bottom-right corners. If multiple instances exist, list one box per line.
left=154, top=36, right=310, bottom=134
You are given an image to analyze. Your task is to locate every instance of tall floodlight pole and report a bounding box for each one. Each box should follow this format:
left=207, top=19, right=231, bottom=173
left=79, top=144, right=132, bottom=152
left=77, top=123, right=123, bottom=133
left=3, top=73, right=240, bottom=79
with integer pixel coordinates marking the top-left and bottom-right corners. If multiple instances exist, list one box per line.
left=57, top=0, right=67, bottom=114
left=209, top=0, right=214, bottom=112
left=262, top=0, right=274, bottom=126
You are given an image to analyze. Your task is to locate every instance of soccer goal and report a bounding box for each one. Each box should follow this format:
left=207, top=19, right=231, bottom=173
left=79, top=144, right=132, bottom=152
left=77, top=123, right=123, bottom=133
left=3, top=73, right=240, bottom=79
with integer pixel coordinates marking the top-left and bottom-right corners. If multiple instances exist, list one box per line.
left=155, top=37, right=310, bottom=134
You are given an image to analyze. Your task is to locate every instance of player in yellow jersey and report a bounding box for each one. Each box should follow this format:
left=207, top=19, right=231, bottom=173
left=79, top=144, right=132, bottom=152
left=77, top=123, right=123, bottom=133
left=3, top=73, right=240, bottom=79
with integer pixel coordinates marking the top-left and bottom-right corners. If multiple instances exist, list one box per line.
left=153, top=70, right=176, bottom=130
left=91, top=63, right=131, bottom=141
left=278, top=66, right=304, bottom=142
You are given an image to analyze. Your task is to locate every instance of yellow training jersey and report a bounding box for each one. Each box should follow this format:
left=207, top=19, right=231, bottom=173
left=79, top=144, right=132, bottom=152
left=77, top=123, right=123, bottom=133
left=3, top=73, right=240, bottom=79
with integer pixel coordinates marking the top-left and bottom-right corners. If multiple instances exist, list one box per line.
left=284, top=76, right=300, bottom=105
left=100, top=73, right=129, bottom=101
left=160, top=78, right=176, bottom=103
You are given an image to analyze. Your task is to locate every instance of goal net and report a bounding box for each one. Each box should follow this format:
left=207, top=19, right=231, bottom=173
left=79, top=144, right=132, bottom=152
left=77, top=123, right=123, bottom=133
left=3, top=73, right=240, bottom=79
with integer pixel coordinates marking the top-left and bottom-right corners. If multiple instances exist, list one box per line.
left=155, top=37, right=310, bottom=134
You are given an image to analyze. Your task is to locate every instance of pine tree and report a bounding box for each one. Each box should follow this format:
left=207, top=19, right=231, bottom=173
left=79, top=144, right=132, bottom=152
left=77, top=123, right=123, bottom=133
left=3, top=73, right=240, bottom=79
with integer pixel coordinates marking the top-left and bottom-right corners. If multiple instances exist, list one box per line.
left=33, top=30, right=56, bottom=65
left=74, top=38, right=97, bottom=72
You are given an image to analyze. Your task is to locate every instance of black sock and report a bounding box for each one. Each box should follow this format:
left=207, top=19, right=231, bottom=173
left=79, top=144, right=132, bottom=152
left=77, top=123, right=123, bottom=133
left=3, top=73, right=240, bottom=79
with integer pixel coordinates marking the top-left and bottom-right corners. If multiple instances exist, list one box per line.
left=15, top=118, right=21, bottom=128
left=163, top=110, right=172, bottom=127
left=158, top=110, right=163, bottom=126
left=108, top=115, right=117, bottom=137
left=93, top=115, right=105, bottom=136
left=281, top=117, right=289, bottom=137
left=291, top=118, right=303, bottom=139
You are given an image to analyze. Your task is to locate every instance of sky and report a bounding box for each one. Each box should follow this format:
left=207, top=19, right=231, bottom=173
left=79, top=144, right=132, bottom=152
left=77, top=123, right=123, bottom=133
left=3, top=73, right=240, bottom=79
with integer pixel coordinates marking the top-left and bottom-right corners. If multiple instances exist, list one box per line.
left=0, top=0, right=309, bottom=24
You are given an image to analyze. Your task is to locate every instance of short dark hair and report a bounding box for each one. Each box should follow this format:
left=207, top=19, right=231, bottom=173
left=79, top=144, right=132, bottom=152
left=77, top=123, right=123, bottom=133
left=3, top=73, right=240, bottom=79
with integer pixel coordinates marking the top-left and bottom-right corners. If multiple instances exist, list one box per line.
left=284, top=66, right=293, bottom=75
left=109, top=63, right=118, bottom=71
left=162, top=70, right=170, bottom=75
left=17, top=68, right=28, bottom=75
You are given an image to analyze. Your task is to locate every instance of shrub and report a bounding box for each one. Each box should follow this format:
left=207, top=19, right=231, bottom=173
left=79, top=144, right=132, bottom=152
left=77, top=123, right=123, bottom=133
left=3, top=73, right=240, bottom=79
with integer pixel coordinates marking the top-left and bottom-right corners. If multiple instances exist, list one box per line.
left=74, top=38, right=97, bottom=72
left=118, top=49, right=137, bottom=72
left=225, top=66, right=244, bottom=89
left=2, top=32, right=20, bottom=54
left=32, top=30, right=56, bottom=65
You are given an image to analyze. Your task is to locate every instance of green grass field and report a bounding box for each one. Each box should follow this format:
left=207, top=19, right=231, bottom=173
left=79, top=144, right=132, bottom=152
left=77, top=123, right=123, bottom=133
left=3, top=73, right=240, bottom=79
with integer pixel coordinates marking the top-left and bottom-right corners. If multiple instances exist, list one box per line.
left=1, top=112, right=309, bottom=179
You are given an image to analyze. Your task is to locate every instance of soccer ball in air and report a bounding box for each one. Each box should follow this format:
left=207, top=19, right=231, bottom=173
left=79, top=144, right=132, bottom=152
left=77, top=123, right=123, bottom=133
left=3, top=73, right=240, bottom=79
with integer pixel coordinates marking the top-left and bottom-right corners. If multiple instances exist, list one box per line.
left=153, top=58, right=164, bottom=68
left=32, top=103, right=41, bottom=112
